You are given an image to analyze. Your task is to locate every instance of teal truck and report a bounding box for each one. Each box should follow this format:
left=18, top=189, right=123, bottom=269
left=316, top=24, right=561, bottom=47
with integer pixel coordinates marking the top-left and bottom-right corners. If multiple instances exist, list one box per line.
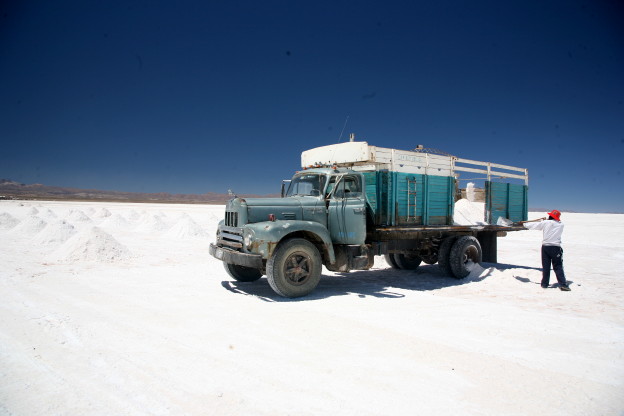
left=209, top=141, right=528, bottom=298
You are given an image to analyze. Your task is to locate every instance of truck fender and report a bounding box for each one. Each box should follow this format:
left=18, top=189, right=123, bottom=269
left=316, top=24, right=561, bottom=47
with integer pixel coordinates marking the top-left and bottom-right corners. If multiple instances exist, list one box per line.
left=244, top=220, right=336, bottom=264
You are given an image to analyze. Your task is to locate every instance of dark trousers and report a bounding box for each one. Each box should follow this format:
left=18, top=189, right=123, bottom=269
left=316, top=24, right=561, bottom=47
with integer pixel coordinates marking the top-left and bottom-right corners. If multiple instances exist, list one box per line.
left=541, top=245, right=567, bottom=287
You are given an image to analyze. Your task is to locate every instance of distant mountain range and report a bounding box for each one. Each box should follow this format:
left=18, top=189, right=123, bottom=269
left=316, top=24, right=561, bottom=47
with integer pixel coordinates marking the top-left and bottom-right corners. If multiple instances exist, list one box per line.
left=0, top=179, right=594, bottom=213
left=0, top=179, right=278, bottom=204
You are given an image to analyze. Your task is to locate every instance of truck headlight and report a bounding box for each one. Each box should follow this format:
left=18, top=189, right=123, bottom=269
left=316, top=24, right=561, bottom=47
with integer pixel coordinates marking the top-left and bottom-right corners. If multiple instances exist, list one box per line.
left=243, top=230, right=254, bottom=250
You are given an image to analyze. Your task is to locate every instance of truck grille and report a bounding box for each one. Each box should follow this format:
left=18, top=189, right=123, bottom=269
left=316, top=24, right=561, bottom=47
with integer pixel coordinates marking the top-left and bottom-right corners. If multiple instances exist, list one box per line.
left=219, top=226, right=243, bottom=250
left=225, top=211, right=238, bottom=227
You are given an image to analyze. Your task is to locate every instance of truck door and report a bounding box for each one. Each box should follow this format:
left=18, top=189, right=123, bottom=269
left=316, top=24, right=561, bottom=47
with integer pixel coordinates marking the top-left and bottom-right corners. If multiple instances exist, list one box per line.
left=327, top=174, right=366, bottom=245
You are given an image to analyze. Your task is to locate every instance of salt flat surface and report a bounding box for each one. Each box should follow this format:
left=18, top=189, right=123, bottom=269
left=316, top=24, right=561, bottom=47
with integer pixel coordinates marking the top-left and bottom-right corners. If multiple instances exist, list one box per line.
left=1, top=200, right=623, bottom=416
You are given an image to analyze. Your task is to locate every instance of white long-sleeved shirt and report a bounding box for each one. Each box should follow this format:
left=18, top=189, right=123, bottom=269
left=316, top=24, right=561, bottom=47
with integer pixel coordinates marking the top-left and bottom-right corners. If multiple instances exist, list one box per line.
left=524, top=219, right=564, bottom=246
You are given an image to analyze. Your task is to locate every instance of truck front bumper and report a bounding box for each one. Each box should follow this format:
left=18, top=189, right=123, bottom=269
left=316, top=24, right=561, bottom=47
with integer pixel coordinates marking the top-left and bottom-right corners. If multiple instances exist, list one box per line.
left=209, top=243, right=263, bottom=269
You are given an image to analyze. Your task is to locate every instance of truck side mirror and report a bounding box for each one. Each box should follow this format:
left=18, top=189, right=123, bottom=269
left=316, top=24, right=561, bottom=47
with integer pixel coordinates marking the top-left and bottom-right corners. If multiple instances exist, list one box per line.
left=281, top=180, right=291, bottom=198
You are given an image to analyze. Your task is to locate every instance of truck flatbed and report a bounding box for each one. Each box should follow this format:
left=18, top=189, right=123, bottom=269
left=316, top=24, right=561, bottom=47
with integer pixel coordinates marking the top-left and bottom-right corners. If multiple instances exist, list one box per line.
left=372, top=224, right=523, bottom=234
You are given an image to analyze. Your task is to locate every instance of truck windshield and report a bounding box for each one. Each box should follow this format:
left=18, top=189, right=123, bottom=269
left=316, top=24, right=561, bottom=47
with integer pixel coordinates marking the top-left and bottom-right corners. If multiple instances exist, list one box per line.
left=286, top=174, right=326, bottom=197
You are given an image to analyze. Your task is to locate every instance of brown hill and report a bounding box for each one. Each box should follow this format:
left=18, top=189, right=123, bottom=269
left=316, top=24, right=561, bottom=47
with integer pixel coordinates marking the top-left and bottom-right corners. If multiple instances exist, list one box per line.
left=0, top=179, right=278, bottom=204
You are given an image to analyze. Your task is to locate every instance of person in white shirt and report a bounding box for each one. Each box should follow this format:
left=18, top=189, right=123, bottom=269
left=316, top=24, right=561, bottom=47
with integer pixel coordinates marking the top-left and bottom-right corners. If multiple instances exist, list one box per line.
left=518, top=209, right=570, bottom=291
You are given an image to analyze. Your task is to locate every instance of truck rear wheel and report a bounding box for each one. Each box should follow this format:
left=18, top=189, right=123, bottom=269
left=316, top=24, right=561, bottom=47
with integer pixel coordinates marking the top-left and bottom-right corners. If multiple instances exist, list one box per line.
left=394, top=253, right=422, bottom=270
left=437, top=236, right=457, bottom=276
left=420, top=252, right=438, bottom=265
left=449, top=236, right=482, bottom=279
left=267, top=238, right=322, bottom=298
left=384, top=254, right=400, bottom=269
left=224, top=263, right=263, bottom=282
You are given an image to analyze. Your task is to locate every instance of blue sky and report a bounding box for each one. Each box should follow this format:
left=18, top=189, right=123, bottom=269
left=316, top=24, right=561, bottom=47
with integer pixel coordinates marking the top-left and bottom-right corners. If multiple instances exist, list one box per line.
left=1, top=1, right=623, bottom=212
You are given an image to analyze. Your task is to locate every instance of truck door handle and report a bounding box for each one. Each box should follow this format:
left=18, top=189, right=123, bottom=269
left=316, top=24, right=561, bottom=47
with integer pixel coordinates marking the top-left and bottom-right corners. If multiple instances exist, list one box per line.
left=353, top=208, right=365, bottom=213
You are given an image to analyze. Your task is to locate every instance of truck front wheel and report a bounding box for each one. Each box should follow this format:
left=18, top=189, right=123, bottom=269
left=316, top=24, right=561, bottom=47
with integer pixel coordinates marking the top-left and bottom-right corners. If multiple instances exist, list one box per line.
left=267, top=238, right=322, bottom=298
left=449, top=236, right=482, bottom=279
left=224, top=263, right=263, bottom=282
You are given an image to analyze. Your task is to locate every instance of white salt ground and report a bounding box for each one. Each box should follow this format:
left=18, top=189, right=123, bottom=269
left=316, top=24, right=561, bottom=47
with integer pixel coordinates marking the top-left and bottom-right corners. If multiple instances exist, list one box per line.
left=32, top=219, right=77, bottom=246
left=39, top=208, right=58, bottom=219
left=175, top=212, right=193, bottom=220
left=0, top=212, right=19, bottom=230
left=8, top=215, right=47, bottom=236
left=134, top=213, right=170, bottom=232
left=99, top=213, right=131, bottom=229
left=67, top=209, right=92, bottom=223
left=125, top=209, right=141, bottom=222
left=93, top=207, right=112, bottom=218
left=164, top=216, right=208, bottom=239
left=0, top=200, right=622, bottom=416
left=48, top=226, right=132, bottom=263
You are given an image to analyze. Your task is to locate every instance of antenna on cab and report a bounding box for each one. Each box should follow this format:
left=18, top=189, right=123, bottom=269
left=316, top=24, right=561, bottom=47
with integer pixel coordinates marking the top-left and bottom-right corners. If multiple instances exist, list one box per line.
left=337, top=116, right=349, bottom=142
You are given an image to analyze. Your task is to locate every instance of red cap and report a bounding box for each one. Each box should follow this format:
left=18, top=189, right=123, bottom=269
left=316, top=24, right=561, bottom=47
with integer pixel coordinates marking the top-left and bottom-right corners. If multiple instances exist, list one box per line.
left=547, top=210, right=561, bottom=221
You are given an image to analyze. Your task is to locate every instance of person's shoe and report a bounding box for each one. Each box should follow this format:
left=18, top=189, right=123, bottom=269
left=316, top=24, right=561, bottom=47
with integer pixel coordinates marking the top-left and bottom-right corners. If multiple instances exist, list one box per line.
left=541, top=284, right=548, bottom=288
left=560, top=285, right=571, bottom=291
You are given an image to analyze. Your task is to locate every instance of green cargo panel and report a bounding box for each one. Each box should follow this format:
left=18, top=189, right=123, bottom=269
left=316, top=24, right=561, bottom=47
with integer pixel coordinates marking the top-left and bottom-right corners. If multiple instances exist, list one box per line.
left=424, top=175, right=455, bottom=225
left=362, top=171, right=378, bottom=217
left=382, top=171, right=393, bottom=225
left=362, top=171, right=392, bottom=225
left=486, top=182, right=528, bottom=224
left=394, top=173, right=424, bottom=224
left=364, top=171, right=454, bottom=226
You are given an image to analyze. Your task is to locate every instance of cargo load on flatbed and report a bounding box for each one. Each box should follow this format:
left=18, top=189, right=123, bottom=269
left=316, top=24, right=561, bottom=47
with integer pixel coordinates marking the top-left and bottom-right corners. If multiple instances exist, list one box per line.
left=301, top=141, right=529, bottom=227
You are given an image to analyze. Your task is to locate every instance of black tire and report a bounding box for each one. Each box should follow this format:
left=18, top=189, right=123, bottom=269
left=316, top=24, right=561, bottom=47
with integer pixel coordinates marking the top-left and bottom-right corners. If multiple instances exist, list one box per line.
left=393, top=253, right=422, bottom=270
left=384, top=253, right=400, bottom=269
left=437, top=236, right=458, bottom=276
left=267, top=238, right=322, bottom=298
left=223, top=263, right=263, bottom=282
left=449, top=236, right=482, bottom=279
left=421, top=252, right=438, bottom=265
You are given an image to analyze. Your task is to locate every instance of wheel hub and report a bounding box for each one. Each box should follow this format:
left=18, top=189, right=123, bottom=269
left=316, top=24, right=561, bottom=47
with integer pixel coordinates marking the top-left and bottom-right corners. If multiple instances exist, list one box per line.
left=285, top=252, right=311, bottom=285
left=463, top=246, right=479, bottom=264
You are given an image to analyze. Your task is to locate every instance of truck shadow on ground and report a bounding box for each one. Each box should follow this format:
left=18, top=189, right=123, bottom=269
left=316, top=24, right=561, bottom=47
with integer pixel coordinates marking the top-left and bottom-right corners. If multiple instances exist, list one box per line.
left=221, top=262, right=541, bottom=302
left=493, top=263, right=542, bottom=272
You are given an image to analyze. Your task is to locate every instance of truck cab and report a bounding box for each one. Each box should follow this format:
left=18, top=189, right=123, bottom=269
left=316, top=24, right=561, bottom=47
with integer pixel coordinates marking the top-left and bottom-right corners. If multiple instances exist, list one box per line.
left=210, top=167, right=372, bottom=297
left=278, top=169, right=367, bottom=243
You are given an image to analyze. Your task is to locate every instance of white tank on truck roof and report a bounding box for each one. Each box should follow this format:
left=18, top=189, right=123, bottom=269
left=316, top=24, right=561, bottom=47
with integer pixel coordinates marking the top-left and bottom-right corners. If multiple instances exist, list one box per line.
left=301, top=141, right=454, bottom=176
left=301, top=141, right=373, bottom=167
left=301, top=141, right=528, bottom=184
